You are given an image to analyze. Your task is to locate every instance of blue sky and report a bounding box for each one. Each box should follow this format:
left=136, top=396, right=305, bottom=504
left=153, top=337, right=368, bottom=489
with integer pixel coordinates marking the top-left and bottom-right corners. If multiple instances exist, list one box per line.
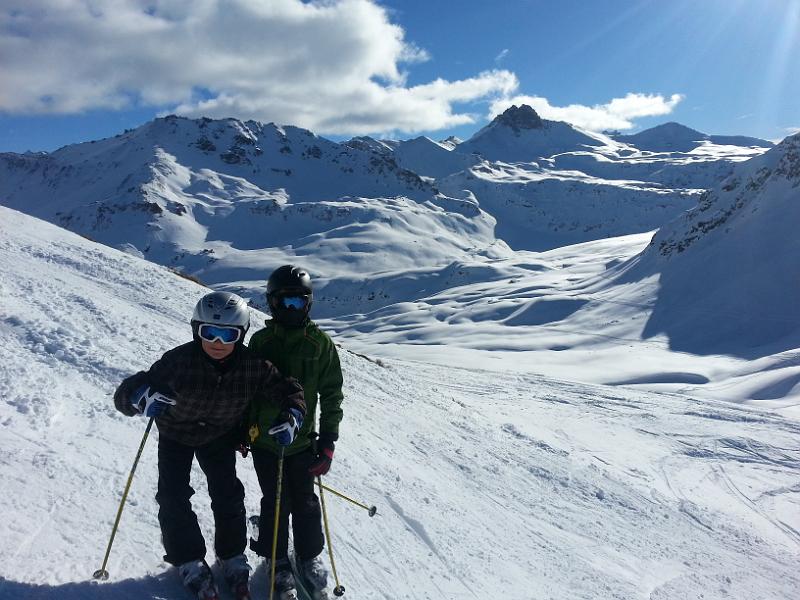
left=1, top=0, right=798, bottom=153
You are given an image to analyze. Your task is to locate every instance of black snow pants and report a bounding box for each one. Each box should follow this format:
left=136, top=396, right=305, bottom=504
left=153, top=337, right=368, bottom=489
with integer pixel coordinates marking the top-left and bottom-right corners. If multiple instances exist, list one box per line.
left=156, top=428, right=246, bottom=566
left=250, top=447, right=324, bottom=561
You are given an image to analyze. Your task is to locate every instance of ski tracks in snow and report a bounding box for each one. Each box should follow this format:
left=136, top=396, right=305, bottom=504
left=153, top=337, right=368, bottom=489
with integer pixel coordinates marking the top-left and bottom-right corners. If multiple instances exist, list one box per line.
left=713, top=463, right=800, bottom=548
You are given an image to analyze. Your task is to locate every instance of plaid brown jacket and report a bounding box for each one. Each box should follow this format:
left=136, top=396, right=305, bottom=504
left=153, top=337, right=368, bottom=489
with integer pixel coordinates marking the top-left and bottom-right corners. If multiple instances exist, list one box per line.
left=114, top=342, right=305, bottom=446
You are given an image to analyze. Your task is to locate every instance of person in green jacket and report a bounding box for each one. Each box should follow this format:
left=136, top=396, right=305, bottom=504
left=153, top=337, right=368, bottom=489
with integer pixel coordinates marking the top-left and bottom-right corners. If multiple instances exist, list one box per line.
left=247, top=265, right=344, bottom=600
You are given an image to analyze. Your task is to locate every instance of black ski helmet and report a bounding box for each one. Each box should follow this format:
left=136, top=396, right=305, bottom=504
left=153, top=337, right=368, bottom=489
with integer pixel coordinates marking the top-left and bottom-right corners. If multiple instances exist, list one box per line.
left=266, top=265, right=313, bottom=327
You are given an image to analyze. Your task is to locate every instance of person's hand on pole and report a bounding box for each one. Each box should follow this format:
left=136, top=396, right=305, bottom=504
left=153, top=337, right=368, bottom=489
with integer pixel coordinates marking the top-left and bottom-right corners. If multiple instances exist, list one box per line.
left=130, top=385, right=177, bottom=417
left=268, top=408, right=304, bottom=446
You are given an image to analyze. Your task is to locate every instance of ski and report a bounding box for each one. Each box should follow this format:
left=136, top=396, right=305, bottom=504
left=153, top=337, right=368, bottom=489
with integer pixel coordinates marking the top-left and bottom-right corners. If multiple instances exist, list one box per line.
left=289, top=554, right=330, bottom=600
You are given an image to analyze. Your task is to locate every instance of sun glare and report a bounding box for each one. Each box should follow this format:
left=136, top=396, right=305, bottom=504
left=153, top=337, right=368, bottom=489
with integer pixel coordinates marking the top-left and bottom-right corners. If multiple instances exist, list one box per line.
left=758, top=1, right=800, bottom=136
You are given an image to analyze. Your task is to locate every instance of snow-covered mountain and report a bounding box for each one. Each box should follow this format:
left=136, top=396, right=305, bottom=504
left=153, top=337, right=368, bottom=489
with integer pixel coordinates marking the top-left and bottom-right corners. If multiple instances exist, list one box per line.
left=0, top=112, right=785, bottom=357
left=391, top=136, right=479, bottom=180
left=0, top=115, right=435, bottom=239
left=0, top=110, right=772, bottom=310
left=613, top=122, right=774, bottom=153
left=2, top=206, right=800, bottom=600
left=447, top=107, right=771, bottom=189
left=437, top=163, right=698, bottom=251
left=318, top=135, right=800, bottom=409
left=619, top=132, right=800, bottom=356
left=0, top=115, right=504, bottom=312
left=456, top=104, right=614, bottom=162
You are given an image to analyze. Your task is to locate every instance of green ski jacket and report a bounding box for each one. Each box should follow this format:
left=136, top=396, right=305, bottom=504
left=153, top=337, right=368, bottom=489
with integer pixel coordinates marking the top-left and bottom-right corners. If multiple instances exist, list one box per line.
left=247, top=319, right=344, bottom=456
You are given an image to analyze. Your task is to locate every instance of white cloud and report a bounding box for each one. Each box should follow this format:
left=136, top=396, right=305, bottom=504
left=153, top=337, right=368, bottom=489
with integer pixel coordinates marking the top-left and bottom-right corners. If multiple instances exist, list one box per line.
left=0, top=0, right=516, bottom=135
left=495, top=48, right=509, bottom=63
left=490, top=93, right=684, bottom=131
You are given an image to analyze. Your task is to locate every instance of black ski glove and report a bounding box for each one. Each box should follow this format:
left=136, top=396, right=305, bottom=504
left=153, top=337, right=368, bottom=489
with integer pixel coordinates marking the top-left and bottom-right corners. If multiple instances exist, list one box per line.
left=113, top=372, right=149, bottom=416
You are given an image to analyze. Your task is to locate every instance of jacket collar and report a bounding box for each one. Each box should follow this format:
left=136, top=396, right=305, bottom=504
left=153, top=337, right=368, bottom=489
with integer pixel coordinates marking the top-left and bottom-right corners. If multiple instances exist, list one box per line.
left=268, top=319, right=309, bottom=340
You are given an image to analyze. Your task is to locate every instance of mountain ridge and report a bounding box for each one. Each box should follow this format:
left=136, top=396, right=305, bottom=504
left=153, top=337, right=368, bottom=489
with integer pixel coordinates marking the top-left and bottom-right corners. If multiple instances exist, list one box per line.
left=613, top=121, right=774, bottom=153
left=0, top=112, right=780, bottom=316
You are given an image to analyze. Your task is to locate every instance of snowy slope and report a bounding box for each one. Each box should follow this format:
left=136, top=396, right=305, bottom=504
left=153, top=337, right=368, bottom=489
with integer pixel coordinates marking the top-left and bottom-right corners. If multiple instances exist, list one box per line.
left=320, top=136, right=800, bottom=410
left=619, top=132, right=800, bottom=356
left=437, top=162, right=698, bottom=251
left=2, top=206, right=800, bottom=599
left=391, top=136, right=479, bottom=179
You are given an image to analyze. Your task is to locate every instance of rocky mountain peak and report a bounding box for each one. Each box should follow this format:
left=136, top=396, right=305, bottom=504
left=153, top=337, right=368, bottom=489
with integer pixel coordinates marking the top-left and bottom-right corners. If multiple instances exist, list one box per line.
left=494, top=104, right=544, bottom=132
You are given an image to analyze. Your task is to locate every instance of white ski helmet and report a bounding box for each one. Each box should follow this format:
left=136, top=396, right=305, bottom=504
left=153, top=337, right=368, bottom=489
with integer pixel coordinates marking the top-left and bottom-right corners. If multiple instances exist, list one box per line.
left=191, top=291, right=251, bottom=333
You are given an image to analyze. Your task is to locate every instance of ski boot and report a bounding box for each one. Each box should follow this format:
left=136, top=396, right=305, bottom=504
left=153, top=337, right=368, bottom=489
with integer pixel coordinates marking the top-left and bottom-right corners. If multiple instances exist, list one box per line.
left=269, top=558, right=298, bottom=600
left=220, top=553, right=252, bottom=600
left=297, top=556, right=331, bottom=600
left=178, top=559, right=220, bottom=600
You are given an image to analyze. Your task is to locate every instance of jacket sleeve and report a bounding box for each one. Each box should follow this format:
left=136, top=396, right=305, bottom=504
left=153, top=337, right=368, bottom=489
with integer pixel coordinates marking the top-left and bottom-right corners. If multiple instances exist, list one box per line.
left=113, top=371, right=149, bottom=416
left=112, top=351, right=179, bottom=417
left=317, top=336, right=344, bottom=439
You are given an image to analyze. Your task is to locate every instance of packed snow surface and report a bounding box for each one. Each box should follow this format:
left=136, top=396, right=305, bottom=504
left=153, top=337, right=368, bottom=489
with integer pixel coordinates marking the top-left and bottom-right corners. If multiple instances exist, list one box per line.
left=2, top=210, right=799, bottom=600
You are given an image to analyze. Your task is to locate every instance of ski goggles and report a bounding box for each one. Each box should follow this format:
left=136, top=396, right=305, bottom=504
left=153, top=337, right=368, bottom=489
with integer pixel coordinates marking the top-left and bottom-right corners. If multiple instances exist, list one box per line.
left=279, top=295, right=309, bottom=310
left=197, top=323, right=242, bottom=344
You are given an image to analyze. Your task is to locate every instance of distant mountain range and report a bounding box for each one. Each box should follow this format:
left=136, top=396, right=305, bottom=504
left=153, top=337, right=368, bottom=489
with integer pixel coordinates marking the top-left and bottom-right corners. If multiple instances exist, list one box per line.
left=0, top=106, right=780, bottom=316
left=611, top=121, right=773, bottom=153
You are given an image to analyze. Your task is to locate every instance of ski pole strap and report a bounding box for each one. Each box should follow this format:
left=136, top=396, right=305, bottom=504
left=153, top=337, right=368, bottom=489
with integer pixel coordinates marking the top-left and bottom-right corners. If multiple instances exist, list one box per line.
left=93, top=417, right=154, bottom=580
left=318, top=476, right=346, bottom=596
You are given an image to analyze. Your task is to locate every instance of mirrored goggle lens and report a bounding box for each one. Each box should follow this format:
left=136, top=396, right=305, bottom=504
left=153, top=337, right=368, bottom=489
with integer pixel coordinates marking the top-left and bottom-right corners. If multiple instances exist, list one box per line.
left=198, top=324, right=241, bottom=344
left=281, top=296, right=308, bottom=310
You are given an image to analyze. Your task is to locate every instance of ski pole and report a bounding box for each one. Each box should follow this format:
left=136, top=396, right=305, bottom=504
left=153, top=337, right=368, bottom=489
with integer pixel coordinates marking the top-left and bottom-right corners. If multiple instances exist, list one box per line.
left=268, top=447, right=286, bottom=600
left=314, top=481, right=377, bottom=517
left=93, top=417, right=155, bottom=581
left=318, top=476, right=345, bottom=597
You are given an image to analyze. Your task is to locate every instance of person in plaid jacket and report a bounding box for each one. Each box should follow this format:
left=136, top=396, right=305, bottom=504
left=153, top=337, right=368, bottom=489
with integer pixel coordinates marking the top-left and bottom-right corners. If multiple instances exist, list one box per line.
left=113, top=291, right=305, bottom=600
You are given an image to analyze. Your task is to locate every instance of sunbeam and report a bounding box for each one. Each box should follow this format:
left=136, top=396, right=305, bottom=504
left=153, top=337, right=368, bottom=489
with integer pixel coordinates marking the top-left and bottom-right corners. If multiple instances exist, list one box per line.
left=758, top=1, right=800, bottom=137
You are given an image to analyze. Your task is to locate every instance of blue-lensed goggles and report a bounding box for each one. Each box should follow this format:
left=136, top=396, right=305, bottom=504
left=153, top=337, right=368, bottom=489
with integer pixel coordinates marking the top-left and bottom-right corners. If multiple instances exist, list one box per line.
left=197, top=323, right=242, bottom=344
left=281, top=296, right=309, bottom=310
